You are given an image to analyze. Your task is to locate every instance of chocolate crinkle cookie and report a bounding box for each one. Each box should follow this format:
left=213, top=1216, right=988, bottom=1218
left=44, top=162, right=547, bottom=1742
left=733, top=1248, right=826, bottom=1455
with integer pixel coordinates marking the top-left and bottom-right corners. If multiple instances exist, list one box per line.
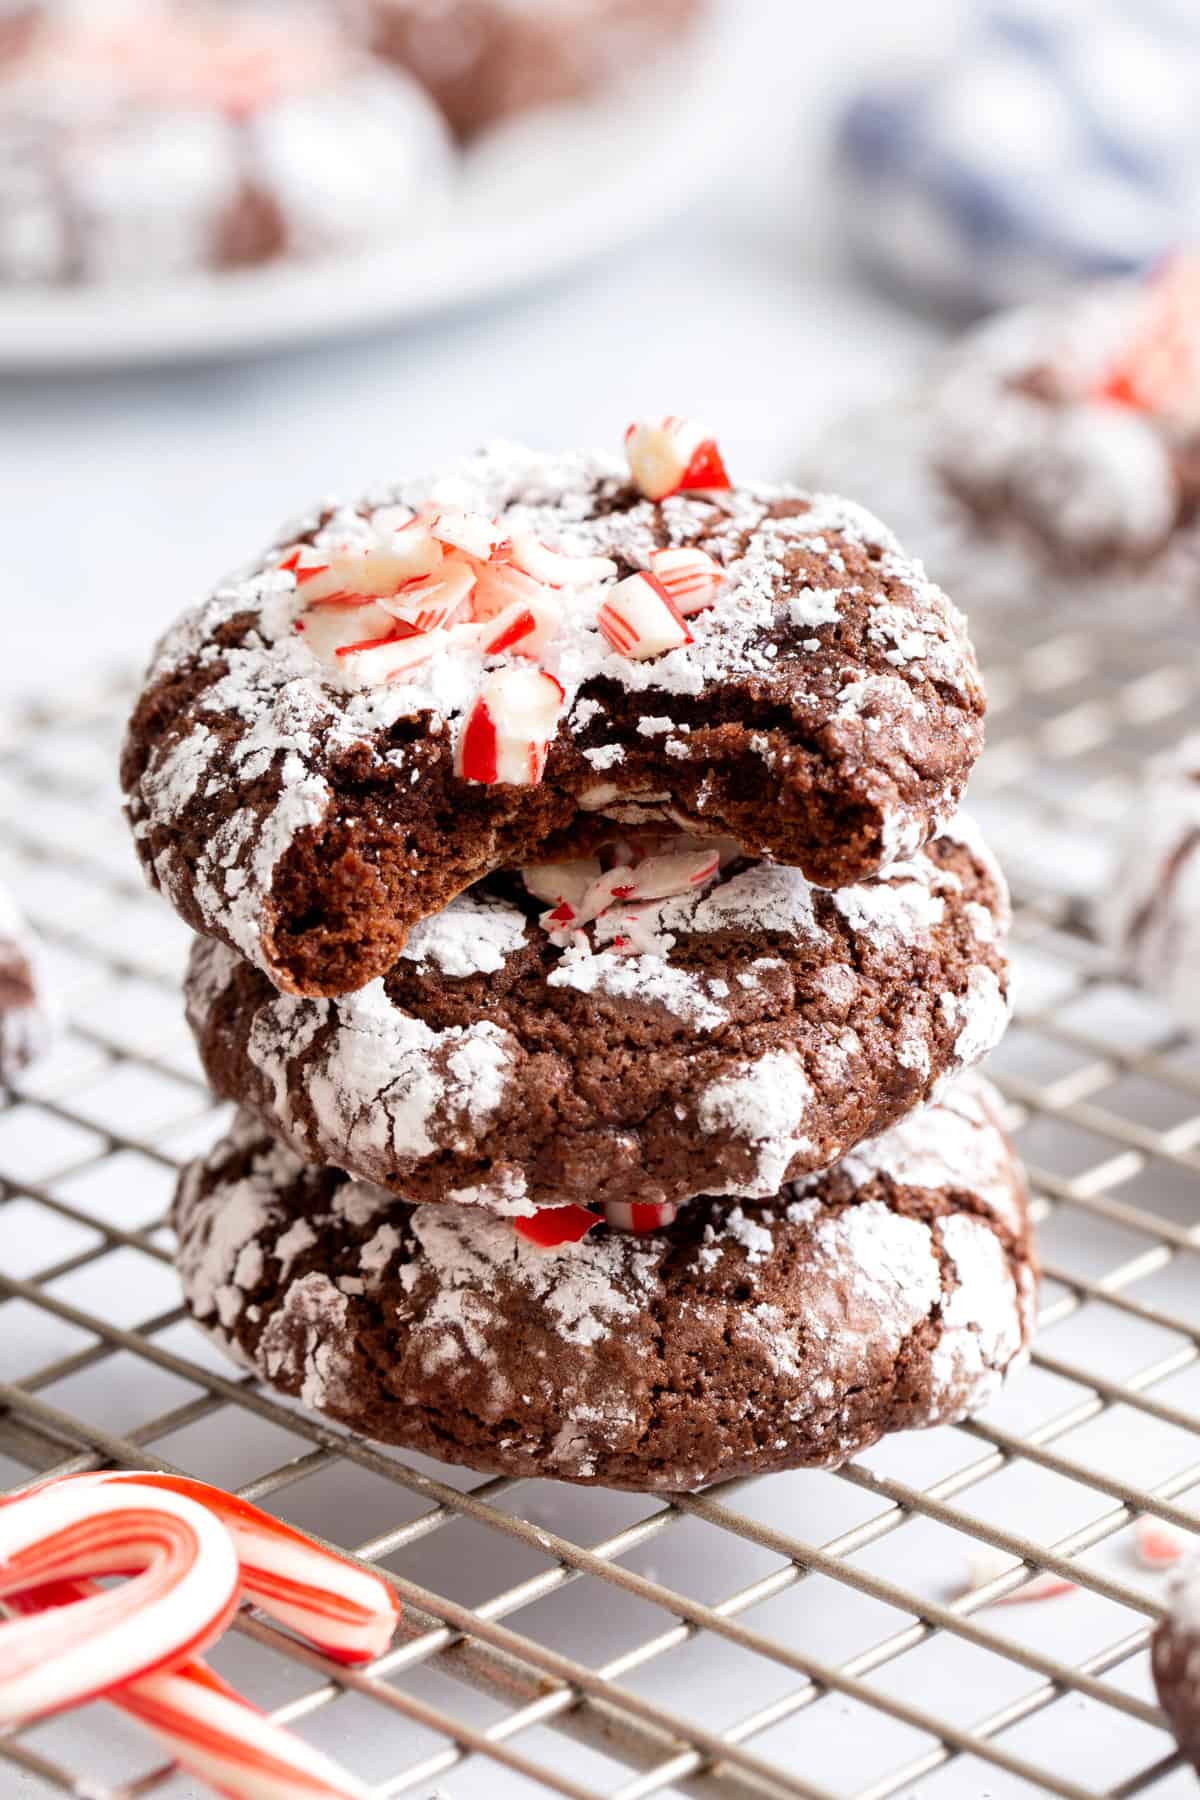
left=0, top=0, right=452, bottom=286
left=123, top=422, right=985, bottom=997
left=172, top=1073, right=1037, bottom=1492
left=805, top=262, right=1200, bottom=616
left=184, top=817, right=1010, bottom=1213
left=366, top=0, right=703, bottom=142
left=1099, top=734, right=1200, bottom=1035
left=0, top=883, right=52, bottom=1079
left=1153, top=1559, right=1200, bottom=1773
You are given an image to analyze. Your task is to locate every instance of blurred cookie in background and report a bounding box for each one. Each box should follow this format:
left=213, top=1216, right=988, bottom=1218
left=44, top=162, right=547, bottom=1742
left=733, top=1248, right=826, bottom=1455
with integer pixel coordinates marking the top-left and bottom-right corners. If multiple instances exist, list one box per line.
left=0, top=0, right=452, bottom=285
left=803, top=259, right=1200, bottom=617
left=835, top=0, right=1200, bottom=318
left=1100, top=735, right=1200, bottom=1039
left=366, top=0, right=702, bottom=142
left=0, top=883, right=53, bottom=1080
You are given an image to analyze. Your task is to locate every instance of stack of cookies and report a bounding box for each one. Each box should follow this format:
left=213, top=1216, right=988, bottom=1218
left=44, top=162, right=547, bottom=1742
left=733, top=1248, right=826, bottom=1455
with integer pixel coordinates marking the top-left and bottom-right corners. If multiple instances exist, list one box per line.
left=122, top=419, right=1037, bottom=1491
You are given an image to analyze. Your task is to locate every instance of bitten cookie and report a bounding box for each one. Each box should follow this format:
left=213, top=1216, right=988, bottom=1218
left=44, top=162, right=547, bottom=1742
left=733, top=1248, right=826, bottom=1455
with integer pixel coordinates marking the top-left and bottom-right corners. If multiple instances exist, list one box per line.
left=123, top=424, right=986, bottom=997
left=367, top=0, right=701, bottom=142
left=184, top=819, right=1010, bottom=1213
left=0, top=0, right=451, bottom=285
left=1153, top=1558, right=1200, bottom=1774
left=0, top=883, right=51, bottom=1079
left=806, top=263, right=1200, bottom=615
left=172, top=1074, right=1037, bottom=1491
left=1099, top=735, right=1200, bottom=1035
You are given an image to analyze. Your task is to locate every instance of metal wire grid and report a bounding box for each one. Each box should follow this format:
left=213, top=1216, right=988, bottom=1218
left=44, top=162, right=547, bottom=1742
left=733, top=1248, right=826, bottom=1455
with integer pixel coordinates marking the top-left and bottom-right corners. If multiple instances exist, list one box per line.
left=1, top=613, right=1200, bottom=1800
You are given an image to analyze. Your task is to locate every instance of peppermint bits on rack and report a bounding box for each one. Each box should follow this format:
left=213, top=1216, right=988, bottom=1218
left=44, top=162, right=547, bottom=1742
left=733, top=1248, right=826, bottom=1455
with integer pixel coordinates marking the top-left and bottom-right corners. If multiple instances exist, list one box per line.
left=624, top=416, right=732, bottom=501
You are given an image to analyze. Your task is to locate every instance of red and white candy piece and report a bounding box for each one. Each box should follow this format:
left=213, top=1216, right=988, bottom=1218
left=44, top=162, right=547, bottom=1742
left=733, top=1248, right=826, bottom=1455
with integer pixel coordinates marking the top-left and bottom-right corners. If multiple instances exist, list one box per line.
left=574, top=844, right=721, bottom=928
left=507, top=529, right=618, bottom=589
left=480, top=594, right=562, bottom=659
left=603, top=1200, right=679, bottom=1233
left=296, top=602, right=397, bottom=664
left=377, top=559, right=477, bottom=633
left=284, top=523, right=443, bottom=605
left=514, top=1205, right=599, bottom=1249
left=471, top=560, right=552, bottom=622
left=963, top=1547, right=1075, bottom=1606
left=1134, top=1514, right=1187, bottom=1570
left=521, top=856, right=604, bottom=929
left=457, top=666, right=566, bottom=786
left=431, top=510, right=507, bottom=562
left=649, top=547, right=725, bottom=616
left=1097, top=254, right=1200, bottom=424
left=334, top=628, right=446, bottom=686
left=7, top=1583, right=371, bottom=1800
left=598, top=572, right=693, bottom=661
left=41, top=1471, right=399, bottom=1665
left=625, top=416, right=732, bottom=502
left=0, top=1481, right=240, bottom=1725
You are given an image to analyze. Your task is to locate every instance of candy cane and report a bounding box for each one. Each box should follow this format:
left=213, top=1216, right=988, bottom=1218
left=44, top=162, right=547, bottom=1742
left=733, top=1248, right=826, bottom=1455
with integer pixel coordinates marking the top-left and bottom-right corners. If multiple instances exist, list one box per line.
left=7, top=1583, right=370, bottom=1800
left=23, top=1472, right=400, bottom=1665
left=0, top=1483, right=240, bottom=1725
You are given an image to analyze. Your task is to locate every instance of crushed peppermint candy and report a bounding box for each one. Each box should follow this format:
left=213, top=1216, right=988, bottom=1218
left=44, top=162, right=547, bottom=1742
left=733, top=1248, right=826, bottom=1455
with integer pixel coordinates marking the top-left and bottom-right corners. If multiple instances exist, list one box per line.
left=624, top=417, right=732, bottom=502
left=1096, top=254, right=1200, bottom=429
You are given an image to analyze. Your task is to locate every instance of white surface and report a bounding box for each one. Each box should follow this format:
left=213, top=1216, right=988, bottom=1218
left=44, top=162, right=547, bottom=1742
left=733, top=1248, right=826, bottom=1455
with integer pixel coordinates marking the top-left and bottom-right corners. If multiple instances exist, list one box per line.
left=0, top=0, right=956, bottom=716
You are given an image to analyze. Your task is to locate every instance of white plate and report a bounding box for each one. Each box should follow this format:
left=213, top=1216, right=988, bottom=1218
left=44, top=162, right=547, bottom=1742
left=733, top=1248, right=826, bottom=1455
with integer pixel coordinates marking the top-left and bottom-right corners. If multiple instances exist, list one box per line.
left=0, top=4, right=749, bottom=371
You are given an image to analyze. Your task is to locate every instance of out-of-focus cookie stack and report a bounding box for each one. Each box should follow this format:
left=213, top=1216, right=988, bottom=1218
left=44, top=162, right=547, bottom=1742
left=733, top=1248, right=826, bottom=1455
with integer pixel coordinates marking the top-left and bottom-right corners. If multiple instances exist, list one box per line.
left=122, top=418, right=1037, bottom=1492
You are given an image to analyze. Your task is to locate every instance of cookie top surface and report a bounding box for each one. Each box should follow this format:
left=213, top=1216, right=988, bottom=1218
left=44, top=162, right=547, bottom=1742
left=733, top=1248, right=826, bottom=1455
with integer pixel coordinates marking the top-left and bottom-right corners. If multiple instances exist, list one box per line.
left=172, top=1073, right=1036, bottom=1491
left=0, top=0, right=451, bottom=284
left=123, top=433, right=985, bottom=996
left=186, top=816, right=1009, bottom=1211
left=1100, top=733, right=1200, bottom=1033
left=0, top=881, right=51, bottom=1079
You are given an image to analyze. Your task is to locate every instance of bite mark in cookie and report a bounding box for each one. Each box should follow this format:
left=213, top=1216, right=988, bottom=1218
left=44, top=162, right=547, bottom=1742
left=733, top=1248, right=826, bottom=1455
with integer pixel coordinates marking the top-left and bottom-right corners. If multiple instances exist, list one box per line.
left=124, top=425, right=985, bottom=996
left=184, top=816, right=1010, bottom=1212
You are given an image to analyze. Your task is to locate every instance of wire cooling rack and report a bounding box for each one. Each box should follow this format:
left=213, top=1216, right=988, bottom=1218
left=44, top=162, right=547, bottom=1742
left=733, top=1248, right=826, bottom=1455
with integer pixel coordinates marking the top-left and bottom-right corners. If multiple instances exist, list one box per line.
left=3, top=608, right=1200, bottom=1800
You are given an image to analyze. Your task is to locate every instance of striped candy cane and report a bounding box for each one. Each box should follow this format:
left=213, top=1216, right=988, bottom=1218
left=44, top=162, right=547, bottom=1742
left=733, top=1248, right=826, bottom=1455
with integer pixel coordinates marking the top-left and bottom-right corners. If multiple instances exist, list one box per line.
left=0, top=1482, right=240, bottom=1724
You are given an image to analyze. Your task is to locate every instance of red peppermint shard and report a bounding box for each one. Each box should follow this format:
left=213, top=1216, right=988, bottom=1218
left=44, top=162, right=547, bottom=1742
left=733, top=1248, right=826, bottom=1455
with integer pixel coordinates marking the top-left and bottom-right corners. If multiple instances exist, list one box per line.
left=650, top=546, right=725, bottom=615
left=625, top=416, right=732, bottom=502
left=456, top=666, right=566, bottom=786
left=514, top=1205, right=599, bottom=1248
left=598, top=572, right=693, bottom=661
left=1094, top=252, right=1200, bottom=422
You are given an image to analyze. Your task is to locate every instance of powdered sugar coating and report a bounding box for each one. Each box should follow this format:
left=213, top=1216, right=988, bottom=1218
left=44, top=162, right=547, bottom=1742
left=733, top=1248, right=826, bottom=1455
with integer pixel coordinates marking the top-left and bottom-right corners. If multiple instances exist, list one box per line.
left=124, top=443, right=986, bottom=995
left=0, top=0, right=453, bottom=286
left=805, top=279, right=1200, bottom=616
left=172, top=1072, right=1036, bottom=1491
left=1099, top=735, right=1200, bottom=1033
left=185, top=824, right=1011, bottom=1212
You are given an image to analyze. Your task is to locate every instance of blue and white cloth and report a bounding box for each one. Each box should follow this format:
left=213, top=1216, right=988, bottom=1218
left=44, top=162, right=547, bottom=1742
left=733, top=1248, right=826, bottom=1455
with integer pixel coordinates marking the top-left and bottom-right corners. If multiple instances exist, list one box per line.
left=836, top=0, right=1200, bottom=316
